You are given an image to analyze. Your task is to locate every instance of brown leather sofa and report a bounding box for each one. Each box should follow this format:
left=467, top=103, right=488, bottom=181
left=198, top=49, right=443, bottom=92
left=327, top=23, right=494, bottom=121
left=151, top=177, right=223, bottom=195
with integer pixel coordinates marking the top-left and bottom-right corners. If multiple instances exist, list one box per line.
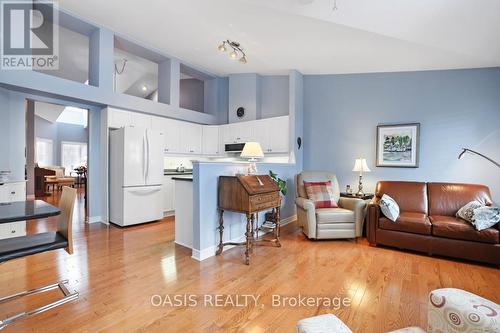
left=367, top=181, right=499, bottom=265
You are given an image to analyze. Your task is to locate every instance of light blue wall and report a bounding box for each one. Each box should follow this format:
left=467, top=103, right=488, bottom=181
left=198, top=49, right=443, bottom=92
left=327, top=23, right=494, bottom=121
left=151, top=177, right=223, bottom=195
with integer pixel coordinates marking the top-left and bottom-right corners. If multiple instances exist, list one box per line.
left=192, top=162, right=298, bottom=254
left=303, top=67, right=500, bottom=204
left=228, top=74, right=290, bottom=123
left=229, top=74, right=259, bottom=123
left=261, top=75, right=289, bottom=118
left=180, top=78, right=204, bottom=112
left=34, top=116, right=88, bottom=166
left=0, top=88, right=26, bottom=182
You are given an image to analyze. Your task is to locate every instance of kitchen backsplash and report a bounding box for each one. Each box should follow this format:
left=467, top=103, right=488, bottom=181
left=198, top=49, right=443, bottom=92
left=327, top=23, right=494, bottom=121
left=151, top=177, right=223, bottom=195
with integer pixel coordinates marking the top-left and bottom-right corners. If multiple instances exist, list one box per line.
left=163, top=156, right=195, bottom=170
left=164, top=154, right=290, bottom=170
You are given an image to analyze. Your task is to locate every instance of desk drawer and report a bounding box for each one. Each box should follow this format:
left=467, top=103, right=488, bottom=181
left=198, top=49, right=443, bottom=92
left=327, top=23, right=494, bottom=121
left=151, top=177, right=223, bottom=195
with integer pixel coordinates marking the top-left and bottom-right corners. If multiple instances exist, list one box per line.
left=0, top=221, right=27, bottom=239
left=249, top=192, right=280, bottom=211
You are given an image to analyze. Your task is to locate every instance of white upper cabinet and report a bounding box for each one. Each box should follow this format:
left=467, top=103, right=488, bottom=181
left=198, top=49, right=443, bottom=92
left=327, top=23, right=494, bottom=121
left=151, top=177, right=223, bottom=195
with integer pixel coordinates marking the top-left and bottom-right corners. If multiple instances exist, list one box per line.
left=110, top=109, right=289, bottom=156
left=108, top=108, right=132, bottom=128
left=164, top=119, right=181, bottom=154
left=220, top=122, right=254, bottom=144
left=108, top=108, right=151, bottom=130
left=130, top=112, right=152, bottom=129
left=202, top=126, right=220, bottom=155
left=179, top=122, right=202, bottom=154
left=254, top=116, right=289, bottom=153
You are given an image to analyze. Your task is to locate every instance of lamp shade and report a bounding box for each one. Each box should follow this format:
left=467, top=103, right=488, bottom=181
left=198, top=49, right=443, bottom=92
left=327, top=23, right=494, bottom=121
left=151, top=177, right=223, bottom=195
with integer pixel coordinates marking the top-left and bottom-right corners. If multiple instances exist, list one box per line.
left=352, top=158, right=371, bottom=172
left=240, top=142, right=264, bottom=159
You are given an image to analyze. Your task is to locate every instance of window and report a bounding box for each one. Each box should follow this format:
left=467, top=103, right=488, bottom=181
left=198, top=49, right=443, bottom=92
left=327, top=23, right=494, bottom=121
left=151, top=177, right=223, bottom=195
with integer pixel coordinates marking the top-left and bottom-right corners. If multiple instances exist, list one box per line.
left=35, top=138, right=53, bottom=167
left=61, top=142, right=87, bottom=176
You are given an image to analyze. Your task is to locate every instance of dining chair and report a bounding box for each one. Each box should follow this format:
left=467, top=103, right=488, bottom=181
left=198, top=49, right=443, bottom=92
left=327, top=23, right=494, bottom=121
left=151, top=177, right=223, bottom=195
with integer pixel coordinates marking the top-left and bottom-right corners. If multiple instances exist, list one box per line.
left=0, top=186, right=79, bottom=329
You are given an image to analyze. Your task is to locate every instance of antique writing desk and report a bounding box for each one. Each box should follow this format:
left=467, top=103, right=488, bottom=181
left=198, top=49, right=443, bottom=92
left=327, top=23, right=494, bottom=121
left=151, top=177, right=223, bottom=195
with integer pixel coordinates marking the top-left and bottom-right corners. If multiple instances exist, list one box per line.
left=217, top=175, right=281, bottom=265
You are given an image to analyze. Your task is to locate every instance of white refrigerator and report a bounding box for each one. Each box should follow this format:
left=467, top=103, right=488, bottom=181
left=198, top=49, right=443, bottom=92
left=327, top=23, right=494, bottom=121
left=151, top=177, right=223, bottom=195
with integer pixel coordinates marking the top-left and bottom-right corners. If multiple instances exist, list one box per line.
left=109, top=126, right=164, bottom=226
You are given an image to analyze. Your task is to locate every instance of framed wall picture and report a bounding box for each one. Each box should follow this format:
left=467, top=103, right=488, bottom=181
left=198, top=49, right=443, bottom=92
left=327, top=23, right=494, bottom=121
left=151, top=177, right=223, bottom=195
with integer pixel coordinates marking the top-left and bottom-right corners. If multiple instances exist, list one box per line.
left=376, top=123, right=420, bottom=168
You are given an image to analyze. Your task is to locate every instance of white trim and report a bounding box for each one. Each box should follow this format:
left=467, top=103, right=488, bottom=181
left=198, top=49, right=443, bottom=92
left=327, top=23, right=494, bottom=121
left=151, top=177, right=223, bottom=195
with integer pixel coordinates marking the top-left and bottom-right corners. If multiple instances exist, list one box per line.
left=87, top=215, right=102, bottom=224
left=191, top=214, right=297, bottom=261
left=280, top=214, right=297, bottom=226
left=174, top=240, right=192, bottom=249
left=163, top=210, right=175, bottom=217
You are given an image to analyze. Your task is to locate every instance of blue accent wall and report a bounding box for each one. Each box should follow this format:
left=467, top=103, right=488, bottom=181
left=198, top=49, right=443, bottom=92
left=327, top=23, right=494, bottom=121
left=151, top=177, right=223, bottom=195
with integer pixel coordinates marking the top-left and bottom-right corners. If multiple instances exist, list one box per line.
left=303, top=67, right=500, bottom=203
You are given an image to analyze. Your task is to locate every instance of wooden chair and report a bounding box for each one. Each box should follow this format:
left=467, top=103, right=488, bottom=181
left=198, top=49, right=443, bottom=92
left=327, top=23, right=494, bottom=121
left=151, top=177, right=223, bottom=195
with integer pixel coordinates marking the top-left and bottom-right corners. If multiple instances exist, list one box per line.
left=0, top=186, right=79, bottom=329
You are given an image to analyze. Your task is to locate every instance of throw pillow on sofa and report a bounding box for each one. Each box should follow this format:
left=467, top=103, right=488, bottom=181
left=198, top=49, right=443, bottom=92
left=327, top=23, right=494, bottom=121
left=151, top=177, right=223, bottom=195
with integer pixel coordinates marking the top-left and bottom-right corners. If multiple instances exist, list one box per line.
left=303, top=181, right=338, bottom=209
left=456, top=201, right=500, bottom=231
left=471, top=206, right=500, bottom=231
left=379, top=194, right=400, bottom=222
left=456, top=200, right=483, bottom=223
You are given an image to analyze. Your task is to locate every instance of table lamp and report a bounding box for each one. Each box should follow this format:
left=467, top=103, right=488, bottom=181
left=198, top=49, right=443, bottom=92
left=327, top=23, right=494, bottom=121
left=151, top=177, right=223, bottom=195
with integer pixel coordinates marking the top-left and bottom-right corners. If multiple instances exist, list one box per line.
left=240, top=142, right=264, bottom=174
left=352, top=158, right=371, bottom=196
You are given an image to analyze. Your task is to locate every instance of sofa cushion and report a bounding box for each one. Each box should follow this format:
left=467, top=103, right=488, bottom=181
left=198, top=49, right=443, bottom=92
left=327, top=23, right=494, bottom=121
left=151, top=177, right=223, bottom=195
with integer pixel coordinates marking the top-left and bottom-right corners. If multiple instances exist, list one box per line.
left=430, top=215, right=499, bottom=244
left=428, top=183, right=493, bottom=216
left=316, top=208, right=354, bottom=224
left=375, top=181, right=428, bottom=214
left=379, top=212, right=431, bottom=235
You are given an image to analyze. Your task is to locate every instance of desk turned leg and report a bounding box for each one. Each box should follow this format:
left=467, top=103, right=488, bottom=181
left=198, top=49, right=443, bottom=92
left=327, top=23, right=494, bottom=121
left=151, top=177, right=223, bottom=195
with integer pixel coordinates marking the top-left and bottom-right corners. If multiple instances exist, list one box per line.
left=275, top=206, right=282, bottom=247
left=245, top=213, right=252, bottom=265
left=215, top=209, right=224, bottom=255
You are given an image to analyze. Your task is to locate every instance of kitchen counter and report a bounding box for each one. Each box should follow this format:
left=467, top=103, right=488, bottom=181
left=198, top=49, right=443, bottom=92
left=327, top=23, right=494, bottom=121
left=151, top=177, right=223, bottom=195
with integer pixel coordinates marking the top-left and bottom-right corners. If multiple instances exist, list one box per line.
left=172, top=176, right=193, bottom=182
left=164, top=171, right=193, bottom=176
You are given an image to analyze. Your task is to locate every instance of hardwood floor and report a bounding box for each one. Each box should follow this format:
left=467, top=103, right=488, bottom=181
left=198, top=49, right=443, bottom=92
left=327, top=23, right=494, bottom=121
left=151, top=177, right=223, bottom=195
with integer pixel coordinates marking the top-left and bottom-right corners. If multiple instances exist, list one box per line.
left=0, top=191, right=498, bottom=332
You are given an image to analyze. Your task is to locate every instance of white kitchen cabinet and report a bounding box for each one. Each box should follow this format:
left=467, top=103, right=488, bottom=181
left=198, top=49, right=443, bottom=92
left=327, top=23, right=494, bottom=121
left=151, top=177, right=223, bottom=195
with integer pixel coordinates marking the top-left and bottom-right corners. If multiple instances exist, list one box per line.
left=0, top=182, right=27, bottom=239
left=220, top=122, right=253, bottom=144
left=108, top=108, right=152, bottom=130
left=202, top=126, right=220, bottom=155
left=130, top=112, right=152, bottom=129
left=265, top=116, right=289, bottom=153
left=152, top=118, right=181, bottom=154
left=179, top=122, right=202, bottom=154
left=162, top=176, right=175, bottom=215
left=108, top=108, right=132, bottom=129
left=242, top=116, right=289, bottom=153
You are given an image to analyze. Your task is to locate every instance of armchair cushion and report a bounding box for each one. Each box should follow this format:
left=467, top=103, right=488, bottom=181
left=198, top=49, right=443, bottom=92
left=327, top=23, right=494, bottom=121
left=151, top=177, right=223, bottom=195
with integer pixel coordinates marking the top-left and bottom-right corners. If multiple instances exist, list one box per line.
left=295, top=197, right=316, bottom=212
left=304, top=181, right=338, bottom=209
left=316, top=208, right=355, bottom=224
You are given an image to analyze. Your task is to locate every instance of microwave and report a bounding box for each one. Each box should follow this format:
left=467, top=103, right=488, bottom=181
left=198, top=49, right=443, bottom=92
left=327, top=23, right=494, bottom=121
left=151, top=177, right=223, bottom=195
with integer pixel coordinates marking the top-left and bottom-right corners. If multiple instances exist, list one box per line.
left=224, top=143, right=246, bottom=153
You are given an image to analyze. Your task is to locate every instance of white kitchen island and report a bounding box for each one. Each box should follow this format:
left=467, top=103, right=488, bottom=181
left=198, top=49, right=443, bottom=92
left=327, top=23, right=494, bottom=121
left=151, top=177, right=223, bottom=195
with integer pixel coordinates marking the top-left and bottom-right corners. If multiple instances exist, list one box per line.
left=172, top=176, right=193, bottom=249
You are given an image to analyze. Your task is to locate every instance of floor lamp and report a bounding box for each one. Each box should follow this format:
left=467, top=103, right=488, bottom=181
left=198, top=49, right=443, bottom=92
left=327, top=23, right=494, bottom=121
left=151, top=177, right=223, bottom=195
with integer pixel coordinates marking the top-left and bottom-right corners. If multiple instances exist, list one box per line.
left=458, top=148, right=500, bottom=168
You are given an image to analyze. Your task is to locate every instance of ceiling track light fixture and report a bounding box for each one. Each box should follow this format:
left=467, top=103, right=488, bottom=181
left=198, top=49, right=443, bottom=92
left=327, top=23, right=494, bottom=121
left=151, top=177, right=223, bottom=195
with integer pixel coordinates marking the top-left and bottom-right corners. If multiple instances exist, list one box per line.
left=217, top=39, right=247, bottom=64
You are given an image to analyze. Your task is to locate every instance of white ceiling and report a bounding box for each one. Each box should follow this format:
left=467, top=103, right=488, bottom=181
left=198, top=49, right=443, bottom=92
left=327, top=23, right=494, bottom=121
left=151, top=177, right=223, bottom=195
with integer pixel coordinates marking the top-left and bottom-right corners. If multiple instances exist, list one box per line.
left=58, top=0, right=500, bottom=75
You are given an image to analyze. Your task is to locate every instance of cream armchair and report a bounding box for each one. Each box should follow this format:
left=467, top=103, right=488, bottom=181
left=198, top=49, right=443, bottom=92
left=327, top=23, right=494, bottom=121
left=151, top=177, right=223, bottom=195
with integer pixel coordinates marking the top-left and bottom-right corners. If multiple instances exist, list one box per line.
left=295, top=171, right=366, bottom=239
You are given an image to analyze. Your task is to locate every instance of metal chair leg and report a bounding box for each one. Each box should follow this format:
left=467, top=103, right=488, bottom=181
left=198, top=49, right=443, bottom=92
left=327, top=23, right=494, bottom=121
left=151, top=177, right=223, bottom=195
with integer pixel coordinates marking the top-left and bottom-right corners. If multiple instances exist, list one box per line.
left=0, top=280, right=78, bottom=330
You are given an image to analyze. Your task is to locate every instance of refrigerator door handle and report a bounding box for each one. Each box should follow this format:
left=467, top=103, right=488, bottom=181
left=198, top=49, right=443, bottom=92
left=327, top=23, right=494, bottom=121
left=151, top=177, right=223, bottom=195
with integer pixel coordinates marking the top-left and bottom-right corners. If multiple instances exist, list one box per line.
left=145, top=130, right=150, bottom=183
left=143, top=133, right=147, bottom=183
left=128, top=187, right=162, bottom=196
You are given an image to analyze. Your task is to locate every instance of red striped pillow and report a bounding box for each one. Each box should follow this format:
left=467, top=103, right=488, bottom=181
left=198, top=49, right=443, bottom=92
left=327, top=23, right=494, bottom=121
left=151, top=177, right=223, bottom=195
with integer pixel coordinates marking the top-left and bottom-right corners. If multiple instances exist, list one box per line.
left=303, top=181, right=338, bottom=208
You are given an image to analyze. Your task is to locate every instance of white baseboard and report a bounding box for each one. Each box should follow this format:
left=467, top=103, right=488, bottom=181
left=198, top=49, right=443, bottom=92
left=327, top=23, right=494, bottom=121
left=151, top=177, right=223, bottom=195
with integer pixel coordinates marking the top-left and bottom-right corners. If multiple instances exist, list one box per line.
left=88, top=215, right=102, bottom=224
left=191, top=214, right=297, bottom=262
left=175, top=240, right=192, bottom=249
left=163, top=210, right=175, bottom=217
left=280, top=214, right=297, bottom=226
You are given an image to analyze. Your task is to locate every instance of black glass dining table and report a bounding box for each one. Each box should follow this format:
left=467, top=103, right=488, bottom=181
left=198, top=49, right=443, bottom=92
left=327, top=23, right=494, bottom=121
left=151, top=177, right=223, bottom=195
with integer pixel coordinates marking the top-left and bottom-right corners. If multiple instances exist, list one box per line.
left=0, top=200, right=61, bottom=224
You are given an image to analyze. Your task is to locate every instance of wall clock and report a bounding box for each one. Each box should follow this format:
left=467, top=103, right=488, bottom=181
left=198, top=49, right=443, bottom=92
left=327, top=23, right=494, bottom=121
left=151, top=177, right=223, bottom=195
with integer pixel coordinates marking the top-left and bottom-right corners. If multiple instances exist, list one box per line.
left=236, top=107, right=245, bottom=118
